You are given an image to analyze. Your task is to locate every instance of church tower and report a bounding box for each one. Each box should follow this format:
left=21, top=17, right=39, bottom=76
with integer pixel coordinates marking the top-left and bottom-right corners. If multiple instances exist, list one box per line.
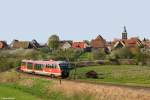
left=122, top=26, right=128, bottom=40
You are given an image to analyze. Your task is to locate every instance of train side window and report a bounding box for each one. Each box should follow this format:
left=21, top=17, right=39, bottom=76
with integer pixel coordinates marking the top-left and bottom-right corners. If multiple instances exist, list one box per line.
left=35, top=64, right=38, bottom=70
left=49, top=64, right=51, bottom=68
left=39, top=64, right=58, bottom=69
left=50, top=64, right=52, bottom=68
left=27, top=62, right=33, bottom=69
left=54, top=64, right=57, bottom=68
left=46, top=64, right=57, bottom=68
left=40, top=64, right=43, bottom=70
left=46, top=64, right=48, bottom=68
left=46, top=64, right=52, bottom=68
left=51, top=64, right=53, bottom=68
left=35, top=64, right=42, bottom=70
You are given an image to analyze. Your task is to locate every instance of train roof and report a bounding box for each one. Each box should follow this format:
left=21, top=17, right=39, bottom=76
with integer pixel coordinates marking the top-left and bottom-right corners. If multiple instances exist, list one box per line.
left=22, top=60, right=68, bottom=65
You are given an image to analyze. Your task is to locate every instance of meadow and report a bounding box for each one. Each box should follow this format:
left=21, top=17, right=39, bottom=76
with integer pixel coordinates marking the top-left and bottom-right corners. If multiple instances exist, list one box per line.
left=0, top=68, right=150, bottom=100
left=69, top=65, right=150, bottom=87
left=0, top=85, right=40, bottom=100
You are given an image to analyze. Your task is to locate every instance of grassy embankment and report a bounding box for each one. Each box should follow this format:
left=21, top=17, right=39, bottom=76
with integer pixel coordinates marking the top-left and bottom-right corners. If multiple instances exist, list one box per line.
left=0, top=70, right=93, bottom=100
left=1, top=69, right=150, bottom=100
left=0, top=85, right=40, bottom=100
left=69, top=65, right=150, bottom=87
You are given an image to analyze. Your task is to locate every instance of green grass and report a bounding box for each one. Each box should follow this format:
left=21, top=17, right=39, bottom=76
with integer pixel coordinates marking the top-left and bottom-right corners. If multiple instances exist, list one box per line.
left=70, top=65, right=150, bottom=87
left=0, top=85, right=40, bottom=100
left=79, top=52, right=93, bottom=61
left=0, top=78, right=68, bottom=100
left=1, top=67, right=150, bottom=100
left=0, top=70, right=77, bottom=100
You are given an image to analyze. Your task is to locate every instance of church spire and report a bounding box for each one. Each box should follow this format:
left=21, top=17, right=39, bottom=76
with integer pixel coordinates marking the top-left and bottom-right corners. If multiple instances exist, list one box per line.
left=123, top=26, right=127, bottom=33
left=122, top=26, right=128, bottom=40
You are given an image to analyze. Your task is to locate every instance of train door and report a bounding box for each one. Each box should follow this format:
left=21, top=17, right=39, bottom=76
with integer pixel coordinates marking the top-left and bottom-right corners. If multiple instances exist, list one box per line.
left=20, top=61, right=27, bottom=71
left=26, top=62, right=34, bottom=73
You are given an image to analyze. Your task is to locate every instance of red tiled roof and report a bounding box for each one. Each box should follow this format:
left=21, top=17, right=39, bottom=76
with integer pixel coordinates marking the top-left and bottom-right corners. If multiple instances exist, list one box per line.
left=91, top=35, right=106, bottom=48
left=0, top=41, right=8, bottom=49
left=113, top=37, right=142, bottom=48
left=125, top=38, right=141, bottom=47
left=72, top=42, right=86, bottom=49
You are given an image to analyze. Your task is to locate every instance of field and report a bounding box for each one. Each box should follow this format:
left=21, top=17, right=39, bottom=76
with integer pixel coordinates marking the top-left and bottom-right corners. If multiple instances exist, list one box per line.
left=69, top=65, right=150, bottom=87
left=1, top=65, right=150, bottom=100
left=0, top=85, right=40, bottom=100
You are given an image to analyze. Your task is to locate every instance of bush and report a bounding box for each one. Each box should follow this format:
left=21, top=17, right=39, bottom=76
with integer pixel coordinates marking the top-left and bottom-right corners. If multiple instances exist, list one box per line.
left=134, top=48, right=150, bottom=65
left=51, top=49, right=83, bottom=61
left=38, top=47, right=50, bottom=53
left=92, top=49, right=106, bottom=60
left=0, top=49, right=46, bottom=72
left=107, top=47, right=133, bottom=61
left=85, top=70, right=98, bottom=78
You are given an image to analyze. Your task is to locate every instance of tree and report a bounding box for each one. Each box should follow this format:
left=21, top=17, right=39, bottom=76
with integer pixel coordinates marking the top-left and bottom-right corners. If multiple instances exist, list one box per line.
left=51, top=48, right=83, bottom=61
left=135, top=48, right=150, bottom=65
left=108, top=47, right=133, bottom=60
left=116, top=47, right=133, bottom=59
left=47, top=35, right=59, bottom=50
left=92, top=49, right=106, bottom=60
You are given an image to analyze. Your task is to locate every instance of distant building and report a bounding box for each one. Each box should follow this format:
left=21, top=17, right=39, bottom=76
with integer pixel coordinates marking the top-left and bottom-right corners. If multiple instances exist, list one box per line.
left=0, top=41, right=8, bottom=49
left=105, top=41, right=113, bottom=52
left=90, top=35, right=106, bottom=48
left=59, top=40, right=72, bottom=50
left=72, top=41, right=89, bottom=49
left=10, top=39, right=40, bottom=49
left=142, top=38, right=150, bottom=49
left=122, top=26, right=128, bottom=40
left=31, top=39, right=40, bottom=48
left=113, top=27, right=143, bottom=49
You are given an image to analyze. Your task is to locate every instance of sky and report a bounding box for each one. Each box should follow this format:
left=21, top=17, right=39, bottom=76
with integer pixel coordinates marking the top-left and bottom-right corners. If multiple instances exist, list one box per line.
left=0, top=0, right=150, bottom=44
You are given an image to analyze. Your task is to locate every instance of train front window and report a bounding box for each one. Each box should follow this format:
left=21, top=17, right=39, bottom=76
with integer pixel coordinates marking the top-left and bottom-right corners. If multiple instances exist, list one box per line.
left=59, top=63, right=68, bottom=70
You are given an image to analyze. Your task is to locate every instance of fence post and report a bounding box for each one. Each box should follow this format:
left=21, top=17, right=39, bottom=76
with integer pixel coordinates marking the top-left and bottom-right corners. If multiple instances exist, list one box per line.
left=59, top=77, right=62, bottom=85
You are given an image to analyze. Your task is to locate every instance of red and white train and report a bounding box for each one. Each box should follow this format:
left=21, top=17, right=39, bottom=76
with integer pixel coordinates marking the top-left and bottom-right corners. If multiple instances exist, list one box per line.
left=19, top=60, right=70, bottom=78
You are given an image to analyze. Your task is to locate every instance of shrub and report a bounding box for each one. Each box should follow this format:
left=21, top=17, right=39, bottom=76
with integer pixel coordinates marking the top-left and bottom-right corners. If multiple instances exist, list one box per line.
left=92, top=49, right=106, bottom=60
left=51, top=49, right=83, bottom=61
left=85, top=70, right=98, bottom=78
left=0, top=49, right=45, bottom=72
left=38, top=47, right=50, bottom=53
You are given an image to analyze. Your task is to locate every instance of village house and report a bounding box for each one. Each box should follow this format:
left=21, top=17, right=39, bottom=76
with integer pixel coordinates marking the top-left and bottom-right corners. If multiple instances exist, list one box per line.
left=113, top=26, right=143, bottom=49
left=105, top=41, right=113, bottom=52
left=90, top=35, right=106, bottom=49
left=113, top=38, right=143, bottom=48
left=59, top=40, right=72, bottom=50
left=72, top=41, right=89, bottom=49
left=142, top=38, right=150, bottom=49
left=0, top=41, right=8, bottom=49
left=10, top=39, right=40, bottom=49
